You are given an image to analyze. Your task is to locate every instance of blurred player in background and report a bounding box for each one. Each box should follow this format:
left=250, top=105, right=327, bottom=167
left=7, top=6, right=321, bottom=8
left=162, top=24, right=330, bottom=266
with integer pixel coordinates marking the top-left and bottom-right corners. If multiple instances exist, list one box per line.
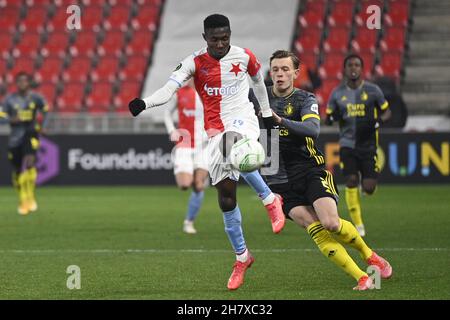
left=164, top=79, right=209, bottom=234
left=325, top=54, right=391, bottom=236
left=0, top=72, right=49, bottom=215
left=129, top=14, right=285, bottom=290
left=262, top=50, right=392, bottom=290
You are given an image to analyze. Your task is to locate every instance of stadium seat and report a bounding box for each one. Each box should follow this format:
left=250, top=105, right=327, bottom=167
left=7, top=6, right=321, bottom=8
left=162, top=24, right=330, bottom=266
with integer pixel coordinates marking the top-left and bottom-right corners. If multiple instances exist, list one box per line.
left=7, top=58, right=36, bottom=83
left=19, top=7, right=48, bottom=32
left=37, top=82, right=57, bottom=106
left=298, top=10, right=325, bottom=29
left=315, top=78, right=342, bottom=115
left=358, top=52, right=375, bottom=78
left=103, top=5, right=131, bottom=31
left=91, top=57, right=120, bottom=82
left=375, top=52, right=403, bottom=81
left=131, top=6, right=160, bottom=31
left=295, top=27, right=322, bottom=54
left=384, top=0, right=409, bottom=27
left=40, top=31, right=71, bottom=58
left=351, top=26, right=379, bottom=53
left=57, top=82, right=85, bottom=112
left=323, top=27, right=350, bottom=53
left=380, top=26, right=407, bottom=52
left=79, top=6, right=104, bottom=31
left=355, top=0, right=384, bottom=26
left=114, top=81, right=141, bottom=112
left=0, top=8, right=21, bottom=33
left=125, top=31, right=154, bottom=56
left=0, top=33, right=14, bottom=57
left=318, top=52, right=346, bottom=79
left=119, top=56, right=148, bottom=82
left=12, top=33, right=42, bottom=58
left=328, top=0, right=354, bottom=27
left=47, top=7, right=70, bottom=31
left=136, top=0, right=163, bottom=6
left=298, top=52, right=318, bottom=70
left=35, top=57, right=63, bottom=83
left=62, top=57, right=92, bottom=82
left=85, top=82, right=113, bottom=113
left=24, top=0, right=53, bottom=7
left=97, top=31, right=126, bottom=57
left=69, top=32, right=98, bottom=57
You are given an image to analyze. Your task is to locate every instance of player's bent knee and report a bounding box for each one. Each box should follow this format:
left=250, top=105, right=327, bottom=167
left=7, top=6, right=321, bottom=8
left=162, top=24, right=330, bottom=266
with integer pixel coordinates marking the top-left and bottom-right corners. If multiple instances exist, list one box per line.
left=346, top=175, right=359, bottom=188
left=218, top=197, right=236, bottom=212
left=321, top=218, right=341, bottom=232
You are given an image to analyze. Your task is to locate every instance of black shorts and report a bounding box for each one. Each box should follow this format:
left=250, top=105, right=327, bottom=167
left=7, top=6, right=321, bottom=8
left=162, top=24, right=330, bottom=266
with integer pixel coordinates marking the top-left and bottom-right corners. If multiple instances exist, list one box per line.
left=339, top=147, right=379, bottom=180
left=8, top=133, right=39, bottom=170
left=270, top=168, right=339, bottom=218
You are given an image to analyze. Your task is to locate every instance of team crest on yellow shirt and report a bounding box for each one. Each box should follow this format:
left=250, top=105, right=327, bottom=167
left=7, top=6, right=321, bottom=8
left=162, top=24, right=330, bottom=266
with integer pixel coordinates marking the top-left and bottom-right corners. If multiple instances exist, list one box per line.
left=341, top=95, right=347, bottom=101
left=29, top=102, right=36, bottom=110
left=361, top=91, right=368, bottom=101
left=284, top=103, right=294, bottom=116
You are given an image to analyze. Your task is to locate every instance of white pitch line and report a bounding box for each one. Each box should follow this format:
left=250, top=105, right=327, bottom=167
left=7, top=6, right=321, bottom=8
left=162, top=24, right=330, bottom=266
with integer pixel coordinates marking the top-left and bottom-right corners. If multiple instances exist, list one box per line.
left=0, top=248, right=447, bottom=254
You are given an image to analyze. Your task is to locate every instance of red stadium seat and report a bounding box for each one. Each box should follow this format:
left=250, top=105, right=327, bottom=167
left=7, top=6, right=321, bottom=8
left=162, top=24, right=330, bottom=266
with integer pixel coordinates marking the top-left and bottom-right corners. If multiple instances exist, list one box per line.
left=69, top=32, right=98, bottom=57
left=0, top=8, right=21, bottom=33
left=12, top=33, right=42, bottom=58
left=119, top=56, right=148, bottom=81
left=375, top=52, right=403, bottom=80
left=114, top=81, right=141, bottom=112
left=295, top=27, right=322, bottom=54
left=384, top=0, right=409, bottom=27
left=7, top=58, right=36, bottom=82
left=315, top=78, right=341, bottom=115
left=380, top=26, right=406, bottom=52
left=323, top=27, right=350, bottom=53
left=37, top=82, right=57, bottom=105
left=19, top=7, right=48, bottom=32
left=125, top=31, right=154, bottom=56
left=97, top=31, right=125, bottom=57
left=62, top=57, right=92, bottom=82
left=80, top=6, right=104, bottom=31
left=131, top=6, right=160, bottom=31
left=298, top=52, right=318, bottom=70
left=298, top=11, right=325, bottom=29
left=351, top=26, right=379, bottom=53
left=40, top=31, right=71, bottom=58
left=86, top=82, right=113, bottom=113
left=328, top=1, right=354, bottom=27
left=103, top=6, right=131, bottom=31
left=318, top=52, right=346, bottom=79
left=136, top=0, right=163, bottom=6
left=91, top=57, right=120, bottom=82
left=35, top=57, right=63, bottom=83
left=358, top=52, right=375, bottom=78
left=355, top=0, right=384, bottom=26
left=47, top=7, right=70, bottom=31
left=0, top=33, right=14, bottom=57
left=57, top=82, right=85, bottom=112
left=24, top=0, right=53, bottom=7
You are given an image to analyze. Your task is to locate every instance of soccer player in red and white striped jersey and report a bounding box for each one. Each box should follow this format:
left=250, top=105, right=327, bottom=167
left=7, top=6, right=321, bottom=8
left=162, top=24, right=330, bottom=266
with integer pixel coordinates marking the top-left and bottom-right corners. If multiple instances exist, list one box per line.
left=129, top=14, right=285, bottom=290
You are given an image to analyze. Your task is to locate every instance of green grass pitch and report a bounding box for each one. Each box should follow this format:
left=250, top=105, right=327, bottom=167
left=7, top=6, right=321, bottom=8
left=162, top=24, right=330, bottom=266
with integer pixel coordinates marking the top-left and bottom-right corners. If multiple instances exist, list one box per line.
left=0, top=185, right=449, bottom=299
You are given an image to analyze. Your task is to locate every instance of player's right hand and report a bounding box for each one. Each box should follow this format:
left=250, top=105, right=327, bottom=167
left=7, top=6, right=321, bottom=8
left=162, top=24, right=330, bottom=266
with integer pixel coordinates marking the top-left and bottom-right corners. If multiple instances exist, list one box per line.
left=129, top=98, right=146, bottom=117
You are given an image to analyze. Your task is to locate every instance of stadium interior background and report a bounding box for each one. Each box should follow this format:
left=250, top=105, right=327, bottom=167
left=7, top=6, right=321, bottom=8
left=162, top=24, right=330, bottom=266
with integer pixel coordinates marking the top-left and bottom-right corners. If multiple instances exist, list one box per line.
left=0, top=0, right=449, bottom=184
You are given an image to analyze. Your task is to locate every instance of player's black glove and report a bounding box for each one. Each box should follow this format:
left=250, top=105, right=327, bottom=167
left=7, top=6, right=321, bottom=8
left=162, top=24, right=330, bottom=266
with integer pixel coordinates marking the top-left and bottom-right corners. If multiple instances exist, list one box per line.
left=129, top=98, right=146, bottom=117
left=262, top=115, right=278, bottom=130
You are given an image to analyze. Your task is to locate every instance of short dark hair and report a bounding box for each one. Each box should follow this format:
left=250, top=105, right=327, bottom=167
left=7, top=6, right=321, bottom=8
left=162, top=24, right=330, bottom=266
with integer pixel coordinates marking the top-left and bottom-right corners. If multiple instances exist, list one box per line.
left=344, top=54, right=364, bottom=68
left=270, top=50, right=300, bottom=69
left=203, top=14, right=230, bottom=31
left=15, top=71, right=31, bottom=81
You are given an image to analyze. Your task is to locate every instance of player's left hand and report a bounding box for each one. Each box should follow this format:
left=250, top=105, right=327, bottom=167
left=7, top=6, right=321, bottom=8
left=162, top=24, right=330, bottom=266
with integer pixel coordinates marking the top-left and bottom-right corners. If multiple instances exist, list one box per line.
left=128, top=98, right=146, bottom=117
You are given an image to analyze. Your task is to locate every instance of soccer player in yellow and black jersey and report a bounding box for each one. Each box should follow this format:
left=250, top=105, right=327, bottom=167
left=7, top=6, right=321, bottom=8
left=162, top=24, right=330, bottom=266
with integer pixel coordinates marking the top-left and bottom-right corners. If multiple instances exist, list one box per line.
left=325, top=54, right=391, bottom=236
left=261, top=50, right=392, bottom=290
left=0, top=72, right=49, bottom=215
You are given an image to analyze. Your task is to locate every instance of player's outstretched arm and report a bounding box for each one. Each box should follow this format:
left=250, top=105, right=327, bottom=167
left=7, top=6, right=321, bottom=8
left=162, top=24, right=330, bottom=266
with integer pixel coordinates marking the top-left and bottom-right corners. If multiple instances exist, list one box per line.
left=250, top=71, right=278, bottom=128
left=129, top=80, right=179, bottom=117
left=272, top=111, right=320, bottom=139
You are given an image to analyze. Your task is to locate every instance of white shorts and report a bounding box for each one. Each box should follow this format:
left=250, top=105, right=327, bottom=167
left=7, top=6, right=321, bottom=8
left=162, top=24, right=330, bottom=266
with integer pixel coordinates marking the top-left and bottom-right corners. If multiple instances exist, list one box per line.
left=208, top=115, right=260, bottom=186
left=173, top=142, right=209, bottom=175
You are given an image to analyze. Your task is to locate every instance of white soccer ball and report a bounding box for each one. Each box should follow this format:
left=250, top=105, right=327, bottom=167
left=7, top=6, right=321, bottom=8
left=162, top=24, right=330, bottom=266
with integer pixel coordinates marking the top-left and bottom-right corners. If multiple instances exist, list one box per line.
left=229, top=138, right=265, bottom=172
